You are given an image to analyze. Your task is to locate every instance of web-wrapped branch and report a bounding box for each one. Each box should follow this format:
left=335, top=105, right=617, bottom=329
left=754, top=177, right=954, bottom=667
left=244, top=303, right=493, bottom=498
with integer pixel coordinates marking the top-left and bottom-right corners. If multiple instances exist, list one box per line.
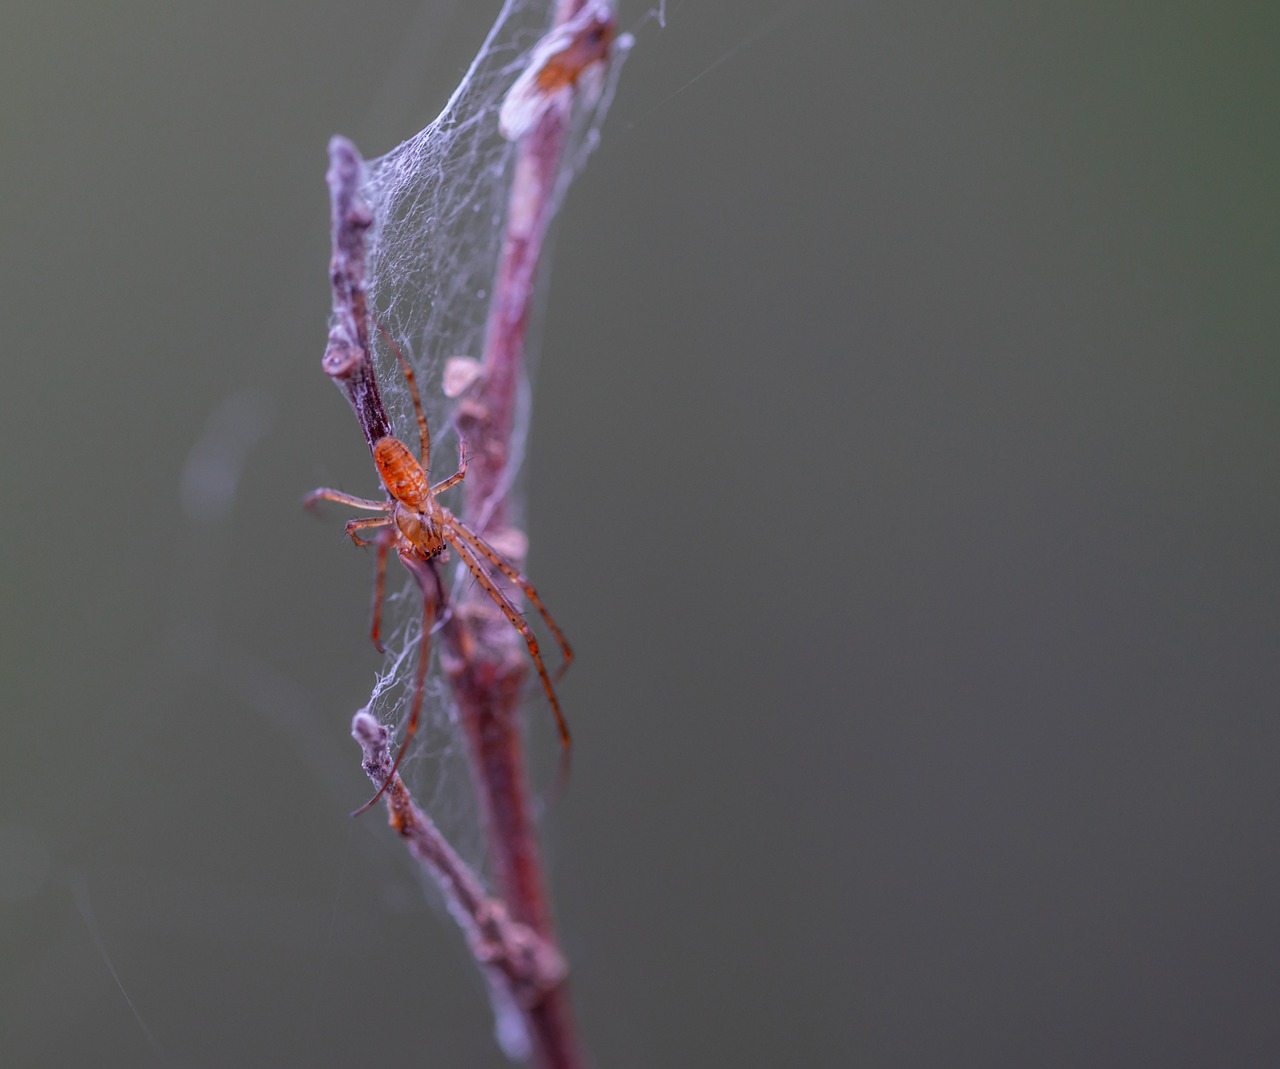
left=308, top=4, right=634, bottom=1066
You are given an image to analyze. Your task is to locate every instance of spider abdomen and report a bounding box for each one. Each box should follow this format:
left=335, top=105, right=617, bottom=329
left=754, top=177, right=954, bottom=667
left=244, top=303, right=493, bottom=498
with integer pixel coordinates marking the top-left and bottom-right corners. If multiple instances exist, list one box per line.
left=373, top=437, right=430, bottom=508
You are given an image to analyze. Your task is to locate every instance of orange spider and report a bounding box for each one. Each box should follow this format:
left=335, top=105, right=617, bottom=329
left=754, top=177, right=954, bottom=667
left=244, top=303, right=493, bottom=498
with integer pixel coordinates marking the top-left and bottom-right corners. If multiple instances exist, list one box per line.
left=306, top=334, right=573, bottom=814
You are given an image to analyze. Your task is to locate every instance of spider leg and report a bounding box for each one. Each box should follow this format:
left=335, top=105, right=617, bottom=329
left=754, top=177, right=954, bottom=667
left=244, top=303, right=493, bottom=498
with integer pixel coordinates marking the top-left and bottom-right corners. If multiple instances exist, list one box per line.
left=369, top=526, right=394, bottom=653
left=304, top=487, right=389, bottom=513
left=443, top=511, right=573, bottom=679
left=375, top=323, right=430, bottom=474
left=352, top=568, right=438, bottom=816
left=448, top=532, right=571, bottom=748
left=430, top=439, right=468, bottom=495
left=345, top=516, right=391, bottom=546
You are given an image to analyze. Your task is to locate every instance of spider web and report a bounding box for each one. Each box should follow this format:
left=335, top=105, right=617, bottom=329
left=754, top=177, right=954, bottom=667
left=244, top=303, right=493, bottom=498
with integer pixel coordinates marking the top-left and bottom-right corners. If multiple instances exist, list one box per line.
left=346, top=0, right=632, bottom=853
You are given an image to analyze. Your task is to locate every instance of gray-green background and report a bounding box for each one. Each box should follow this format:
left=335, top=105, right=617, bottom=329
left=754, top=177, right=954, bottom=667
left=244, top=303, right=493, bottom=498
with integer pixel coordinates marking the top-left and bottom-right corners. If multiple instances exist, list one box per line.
left=3, top=2, right=1278, bottom=1066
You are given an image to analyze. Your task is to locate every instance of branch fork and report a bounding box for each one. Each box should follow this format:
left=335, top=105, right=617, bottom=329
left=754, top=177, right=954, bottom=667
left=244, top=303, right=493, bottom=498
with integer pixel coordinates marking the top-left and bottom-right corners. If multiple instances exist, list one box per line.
left=351, top=712, right=567, bottom=1003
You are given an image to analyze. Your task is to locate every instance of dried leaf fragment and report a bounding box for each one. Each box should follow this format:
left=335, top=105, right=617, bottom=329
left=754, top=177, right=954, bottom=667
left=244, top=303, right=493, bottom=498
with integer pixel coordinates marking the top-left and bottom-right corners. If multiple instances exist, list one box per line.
left=498, top=1, right=616, bottom=141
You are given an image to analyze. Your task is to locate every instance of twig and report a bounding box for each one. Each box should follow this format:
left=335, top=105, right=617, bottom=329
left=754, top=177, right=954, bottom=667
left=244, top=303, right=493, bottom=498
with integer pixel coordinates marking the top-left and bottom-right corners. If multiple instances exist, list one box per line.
left=442, top=4, right=615, bottom=1067
left=351, top=711, right=567, bottom=1004
left=322, top=137, right=392, bottom=452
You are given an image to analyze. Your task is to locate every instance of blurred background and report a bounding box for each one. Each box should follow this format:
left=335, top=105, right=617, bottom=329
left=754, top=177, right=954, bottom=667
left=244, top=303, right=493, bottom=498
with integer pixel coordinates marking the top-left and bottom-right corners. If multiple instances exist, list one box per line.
left=2, top=1, right=1278, bottom=1066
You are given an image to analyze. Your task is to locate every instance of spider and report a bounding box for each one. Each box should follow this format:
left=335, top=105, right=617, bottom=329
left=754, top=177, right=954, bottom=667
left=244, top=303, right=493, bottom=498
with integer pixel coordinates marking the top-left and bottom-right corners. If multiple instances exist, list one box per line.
left=306, top=332, right=573, bottom=814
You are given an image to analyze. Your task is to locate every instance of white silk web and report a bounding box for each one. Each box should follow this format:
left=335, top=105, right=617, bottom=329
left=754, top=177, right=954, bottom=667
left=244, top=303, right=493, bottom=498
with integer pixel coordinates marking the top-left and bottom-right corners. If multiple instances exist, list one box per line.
left=345, top=1, right=631, bottom=838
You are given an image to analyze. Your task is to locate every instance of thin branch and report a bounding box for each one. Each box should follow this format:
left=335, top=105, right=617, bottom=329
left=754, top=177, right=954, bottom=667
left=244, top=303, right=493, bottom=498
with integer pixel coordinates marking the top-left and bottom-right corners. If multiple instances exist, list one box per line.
left=439, top=7, right=617, bottom=1068
left=351, top=711, right=567, bottom=1003
left=322, top=136, right=392, bottom=451
left=450, top=0, right=614, bottom=918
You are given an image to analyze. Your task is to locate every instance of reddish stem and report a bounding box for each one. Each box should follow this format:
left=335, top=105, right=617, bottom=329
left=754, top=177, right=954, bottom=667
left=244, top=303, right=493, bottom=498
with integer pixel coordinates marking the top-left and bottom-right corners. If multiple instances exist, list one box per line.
left=445, top=7, right=610, bottom=1068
